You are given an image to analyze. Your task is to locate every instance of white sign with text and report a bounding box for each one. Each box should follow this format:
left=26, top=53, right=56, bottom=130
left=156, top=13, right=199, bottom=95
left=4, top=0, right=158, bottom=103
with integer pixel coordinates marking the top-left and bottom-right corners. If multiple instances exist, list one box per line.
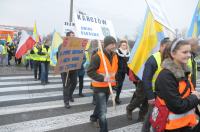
left=74, top=13, right=116, bottom=40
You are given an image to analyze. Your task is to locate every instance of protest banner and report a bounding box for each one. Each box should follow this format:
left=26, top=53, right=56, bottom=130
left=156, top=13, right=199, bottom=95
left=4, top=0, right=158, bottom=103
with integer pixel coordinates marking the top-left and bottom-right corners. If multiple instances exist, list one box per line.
left=74, top=12, right=116, bottom=40
left=74, top=12, right=117, bottom=108
left=54, top=37, right=88, bottom=74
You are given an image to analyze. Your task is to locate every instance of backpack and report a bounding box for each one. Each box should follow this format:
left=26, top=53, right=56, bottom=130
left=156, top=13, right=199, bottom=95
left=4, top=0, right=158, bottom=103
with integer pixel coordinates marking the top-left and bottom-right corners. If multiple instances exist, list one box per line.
left=149, top=98, right=169, bottom=132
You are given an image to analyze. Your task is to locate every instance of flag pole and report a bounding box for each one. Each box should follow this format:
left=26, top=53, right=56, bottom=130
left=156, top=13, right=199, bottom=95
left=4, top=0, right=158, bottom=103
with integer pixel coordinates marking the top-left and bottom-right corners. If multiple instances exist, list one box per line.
left=69, top=0, right=73, bottom=22
left=98, top=40, right=116, bottom=109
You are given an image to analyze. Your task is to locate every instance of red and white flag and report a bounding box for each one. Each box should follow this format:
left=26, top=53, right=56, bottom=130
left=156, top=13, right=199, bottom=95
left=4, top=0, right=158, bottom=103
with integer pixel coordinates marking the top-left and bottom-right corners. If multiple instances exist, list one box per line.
left=15, top=30, right=36, bottom=59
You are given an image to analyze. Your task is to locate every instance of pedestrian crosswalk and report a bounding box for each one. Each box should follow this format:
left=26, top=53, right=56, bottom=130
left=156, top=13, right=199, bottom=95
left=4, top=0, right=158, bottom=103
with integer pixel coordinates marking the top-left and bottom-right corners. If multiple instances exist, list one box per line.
left=0, top=74, right=143, bottom=132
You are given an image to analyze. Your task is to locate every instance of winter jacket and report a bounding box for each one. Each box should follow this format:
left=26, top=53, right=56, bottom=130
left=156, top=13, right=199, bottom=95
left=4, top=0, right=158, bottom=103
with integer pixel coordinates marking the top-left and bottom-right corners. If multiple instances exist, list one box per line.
left=87, top=49, right=118, bottom=93
left=78, top=53, right=86, bottom=76
left=155, top=58, right=199, bottom=114
left=142, top=55, right=158, bottom=100
left=116, top=48, right=130, bottom=74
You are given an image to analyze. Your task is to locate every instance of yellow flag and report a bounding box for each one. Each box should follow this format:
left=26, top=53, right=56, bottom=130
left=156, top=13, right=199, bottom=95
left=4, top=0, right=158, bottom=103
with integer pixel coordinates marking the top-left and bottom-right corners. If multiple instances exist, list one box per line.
left=50, top=32, right=63, bottom=66
left=7, top=34, right=12, bottom=43
left=128, top=9, right=164, bottom=79
left=33, top=22, right=39, bottom=42
left=187, top=0, right=200, bottom=37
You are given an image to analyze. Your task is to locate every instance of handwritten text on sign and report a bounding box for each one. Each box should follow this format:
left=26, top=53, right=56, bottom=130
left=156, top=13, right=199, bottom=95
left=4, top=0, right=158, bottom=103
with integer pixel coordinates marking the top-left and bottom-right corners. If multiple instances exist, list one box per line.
left=55, top=37, right=88, bottom=74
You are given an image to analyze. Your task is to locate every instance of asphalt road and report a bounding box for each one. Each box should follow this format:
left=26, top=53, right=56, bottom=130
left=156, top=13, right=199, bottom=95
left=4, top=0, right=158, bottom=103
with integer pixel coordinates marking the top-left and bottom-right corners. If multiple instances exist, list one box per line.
left=0, top=66, right=199, bottom=132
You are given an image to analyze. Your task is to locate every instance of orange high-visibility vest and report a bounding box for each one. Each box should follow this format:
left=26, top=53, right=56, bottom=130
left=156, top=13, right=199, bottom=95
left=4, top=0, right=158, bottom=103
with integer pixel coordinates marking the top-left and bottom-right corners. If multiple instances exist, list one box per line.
left=91, top=51, right=118, bottom=88
left=158, top=78, right=197, bottom=130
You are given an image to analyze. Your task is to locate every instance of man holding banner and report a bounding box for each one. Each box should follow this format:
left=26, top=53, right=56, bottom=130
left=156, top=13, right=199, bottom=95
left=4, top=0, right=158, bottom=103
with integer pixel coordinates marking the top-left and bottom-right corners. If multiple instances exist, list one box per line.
left=87, top=36, right=117, bottom=132
left=61, top=31, right=77, bottom=109
left=56, top=31, right=86, bottom=109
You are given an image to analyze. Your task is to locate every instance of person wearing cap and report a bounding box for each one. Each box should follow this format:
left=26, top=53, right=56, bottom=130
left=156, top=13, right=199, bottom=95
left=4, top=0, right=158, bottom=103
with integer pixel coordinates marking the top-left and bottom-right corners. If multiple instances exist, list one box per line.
left=141, top=37, right=171, bottom=132
left=87, top=36, right=118, bottom=132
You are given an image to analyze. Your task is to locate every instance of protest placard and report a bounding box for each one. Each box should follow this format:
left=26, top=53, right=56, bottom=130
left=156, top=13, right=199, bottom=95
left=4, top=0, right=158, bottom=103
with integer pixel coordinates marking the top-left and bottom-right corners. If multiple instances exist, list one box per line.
left=74, top=13, right=116, bottom=40
left=55, top=37, right=88, bottom=74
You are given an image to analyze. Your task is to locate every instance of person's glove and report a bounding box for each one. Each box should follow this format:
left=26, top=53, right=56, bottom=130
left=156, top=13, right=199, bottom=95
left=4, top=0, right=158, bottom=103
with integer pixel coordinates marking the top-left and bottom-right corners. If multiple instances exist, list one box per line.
left=104, top=75, right=111, bottom=82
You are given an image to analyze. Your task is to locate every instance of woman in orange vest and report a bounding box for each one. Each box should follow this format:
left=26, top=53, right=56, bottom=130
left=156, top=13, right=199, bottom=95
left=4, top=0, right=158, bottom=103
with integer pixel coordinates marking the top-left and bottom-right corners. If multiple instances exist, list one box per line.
left=154, top=38, right=200, bottom=132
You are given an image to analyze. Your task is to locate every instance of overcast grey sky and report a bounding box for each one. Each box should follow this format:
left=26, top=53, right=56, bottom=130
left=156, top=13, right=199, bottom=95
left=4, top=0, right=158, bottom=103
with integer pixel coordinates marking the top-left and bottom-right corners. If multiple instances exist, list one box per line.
left=0, top=0, right=198, bottom=38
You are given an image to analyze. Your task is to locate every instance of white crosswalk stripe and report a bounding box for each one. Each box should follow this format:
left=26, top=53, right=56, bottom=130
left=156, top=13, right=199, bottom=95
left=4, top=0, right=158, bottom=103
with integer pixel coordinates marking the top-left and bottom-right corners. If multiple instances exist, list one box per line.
left=1, top=74, right=199, bottom=132
left=109, top=123, right=143, bottom=132
left=0, top=75, right=61, bottom=80
left=0, top=89, right=134, bottom=115
left=0, top=77, right=91, bottom=86
left=0, top=104, right=139, bottom=132
left=0, top=82, right=90, bottom=93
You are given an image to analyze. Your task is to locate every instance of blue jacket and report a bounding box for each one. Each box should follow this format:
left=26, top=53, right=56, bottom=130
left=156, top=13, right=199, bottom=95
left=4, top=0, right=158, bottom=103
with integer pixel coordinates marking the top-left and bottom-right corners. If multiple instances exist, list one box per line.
left=142, top=55, right=158, bottom=100
left=78, top=53, right=86, bottom=76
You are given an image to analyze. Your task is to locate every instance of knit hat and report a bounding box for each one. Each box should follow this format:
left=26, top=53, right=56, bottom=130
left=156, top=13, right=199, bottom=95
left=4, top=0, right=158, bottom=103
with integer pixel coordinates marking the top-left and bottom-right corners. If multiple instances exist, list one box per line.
left=103, top=36, right=116, bottom=48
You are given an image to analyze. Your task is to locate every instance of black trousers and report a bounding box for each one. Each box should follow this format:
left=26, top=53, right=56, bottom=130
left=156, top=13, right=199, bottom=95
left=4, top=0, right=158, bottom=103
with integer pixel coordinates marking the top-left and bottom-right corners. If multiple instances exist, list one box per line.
left=8, top=53, right=12, bottom=65
left=78, top=75, right=84, bottom=94
left=115, top=72, right=126, bottom=98
left=126, top=81, right=148, bottom=119
left=61, top=70, right=77, bottom=104
left=33, top=60, right=41, bottom=79
left=15, top=57, right=21, bottom=65
left=141, top=104, right=154, bottom=132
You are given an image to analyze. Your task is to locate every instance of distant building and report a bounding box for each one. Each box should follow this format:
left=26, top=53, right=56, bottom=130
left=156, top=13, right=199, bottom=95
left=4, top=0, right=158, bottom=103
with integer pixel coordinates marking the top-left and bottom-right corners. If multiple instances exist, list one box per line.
left=0, top=24, right=33, bottom=40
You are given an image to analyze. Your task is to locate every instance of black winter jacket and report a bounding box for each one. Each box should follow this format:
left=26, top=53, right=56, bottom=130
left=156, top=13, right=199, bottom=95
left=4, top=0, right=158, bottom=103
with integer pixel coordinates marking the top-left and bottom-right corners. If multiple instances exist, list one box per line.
left=155, top=58, right=199, bottom=114
left=142, top=55, right=158, bottom=100
left=116, top=48, right=130, bottom=74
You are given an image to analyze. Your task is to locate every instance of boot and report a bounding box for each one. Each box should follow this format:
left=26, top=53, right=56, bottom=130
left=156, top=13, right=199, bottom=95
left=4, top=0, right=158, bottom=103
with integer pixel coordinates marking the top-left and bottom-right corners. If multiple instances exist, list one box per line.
left=65, top=103, right=71, bottom=109
left=115, top=96, right=121, bottom=105
left=41, top=81, right=46, bottom=85
left=90, top=116, right=99, bottom=128
left=92, top=95, right=96, bottom=105
left=79, top=93, right=85, bottom=97
left=137, top=115, right=145, bottom=122
left=69, top=97, right=74, bottom=102
left=126, top=107, right=133, bottom=120
left=79, top=89, right=85, bottom=97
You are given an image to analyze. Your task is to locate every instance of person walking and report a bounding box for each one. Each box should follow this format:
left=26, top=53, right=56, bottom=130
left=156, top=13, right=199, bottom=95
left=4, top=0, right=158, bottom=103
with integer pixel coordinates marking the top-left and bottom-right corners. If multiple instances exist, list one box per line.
left=59, top=31, right=78, bottom=109
left=115, top=39, right=130, bottom=104
left=39, top=39, right=51, bottom=85
left=78, top=53, right=86, bottom=97
left=141, top=37, right=171, bottom=132
left=30, top=43, right=41, bottom=81
left=126, top=71, right=148, bottom=121
left=153, top=38, right=200, bottom=132
left=87, top=36, right=118, bottom=132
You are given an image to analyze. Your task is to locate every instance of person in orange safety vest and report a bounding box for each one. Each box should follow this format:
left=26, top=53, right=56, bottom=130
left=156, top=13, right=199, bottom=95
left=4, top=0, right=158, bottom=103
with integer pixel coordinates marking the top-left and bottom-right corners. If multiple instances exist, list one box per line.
left=154, top=38, right=200, bottom=131
left=87, top=36, right=118, bottom=132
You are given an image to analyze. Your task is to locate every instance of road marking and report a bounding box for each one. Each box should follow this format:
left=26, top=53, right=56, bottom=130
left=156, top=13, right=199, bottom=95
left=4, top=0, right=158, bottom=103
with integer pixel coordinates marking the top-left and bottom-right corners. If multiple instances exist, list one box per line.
left=0, top=77, right=91, bottom=86
left=0, top=82, right=91, bottom=93
left=110, top=123, right=143, bottom=132
left=0, top=89, right=134, bottom=115
left=0, top=104, right=139, bottom=132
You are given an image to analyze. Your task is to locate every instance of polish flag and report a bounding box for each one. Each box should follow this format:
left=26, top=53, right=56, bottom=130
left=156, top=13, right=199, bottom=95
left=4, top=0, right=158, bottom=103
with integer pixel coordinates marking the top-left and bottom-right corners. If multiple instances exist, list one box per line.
left=15, top=30, right=36, bottom=59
